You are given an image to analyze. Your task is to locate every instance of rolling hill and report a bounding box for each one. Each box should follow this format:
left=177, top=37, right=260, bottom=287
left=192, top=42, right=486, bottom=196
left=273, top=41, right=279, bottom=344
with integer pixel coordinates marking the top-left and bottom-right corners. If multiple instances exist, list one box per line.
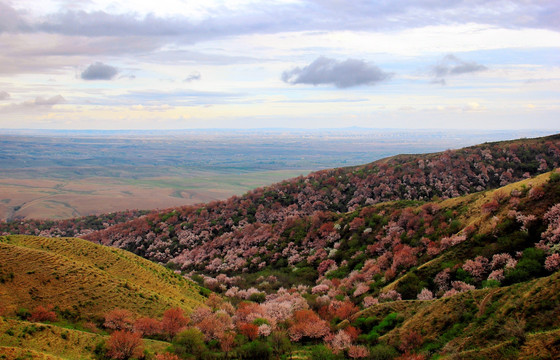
left=0, top=235, right=206, bottom=320
left=78, top=134, right=560, bottom=280
left=0, top=318, right=170, bottom=360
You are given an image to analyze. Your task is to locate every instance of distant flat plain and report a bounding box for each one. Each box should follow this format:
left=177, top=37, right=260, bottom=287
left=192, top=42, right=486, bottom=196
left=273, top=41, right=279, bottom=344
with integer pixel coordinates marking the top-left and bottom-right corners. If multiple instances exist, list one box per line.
left=0, top=128, right=553, bottom=220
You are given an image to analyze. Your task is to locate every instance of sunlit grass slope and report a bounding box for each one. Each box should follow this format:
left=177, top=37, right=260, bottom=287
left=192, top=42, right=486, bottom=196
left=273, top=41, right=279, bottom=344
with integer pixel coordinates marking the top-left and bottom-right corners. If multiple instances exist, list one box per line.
left=0, top=235, right=206, bottom=319
left=0, top=317, right=169, bottom=360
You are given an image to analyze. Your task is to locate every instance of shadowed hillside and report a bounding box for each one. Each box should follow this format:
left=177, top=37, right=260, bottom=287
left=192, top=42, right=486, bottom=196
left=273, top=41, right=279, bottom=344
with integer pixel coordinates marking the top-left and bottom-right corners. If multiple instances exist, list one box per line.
left=353, top=271, right=560, bottom=359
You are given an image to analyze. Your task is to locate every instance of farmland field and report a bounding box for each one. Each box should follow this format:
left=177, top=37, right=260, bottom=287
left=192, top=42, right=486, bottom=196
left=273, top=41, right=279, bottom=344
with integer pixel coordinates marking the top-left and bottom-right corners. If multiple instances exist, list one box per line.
left=0, top=128, right=550, bottom=220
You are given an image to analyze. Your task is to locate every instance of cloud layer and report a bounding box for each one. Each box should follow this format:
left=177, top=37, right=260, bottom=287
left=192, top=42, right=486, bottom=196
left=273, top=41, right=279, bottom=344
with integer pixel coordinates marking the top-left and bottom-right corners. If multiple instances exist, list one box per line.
left=2, top=1, right=559, bottom=40
left=0, top=95, right=65, bottom=113
left=282, top=57, right=392, bottom=88
left=0, top=1, right=558, bottom=130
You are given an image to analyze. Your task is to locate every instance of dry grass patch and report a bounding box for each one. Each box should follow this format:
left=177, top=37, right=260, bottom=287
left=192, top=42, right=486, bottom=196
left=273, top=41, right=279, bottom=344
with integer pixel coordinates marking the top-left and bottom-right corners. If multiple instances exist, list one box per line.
left=0, top=235, right=206, bottom=319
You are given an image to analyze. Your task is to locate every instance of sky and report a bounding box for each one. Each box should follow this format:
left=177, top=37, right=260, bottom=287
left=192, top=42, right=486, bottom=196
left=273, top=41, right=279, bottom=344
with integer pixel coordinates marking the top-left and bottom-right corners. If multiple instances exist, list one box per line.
left=0, top=0, right=559, bottom=130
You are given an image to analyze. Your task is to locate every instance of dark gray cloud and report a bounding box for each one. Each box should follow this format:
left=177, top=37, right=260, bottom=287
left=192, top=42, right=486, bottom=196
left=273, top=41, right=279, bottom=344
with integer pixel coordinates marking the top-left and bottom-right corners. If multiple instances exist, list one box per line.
left=184, top=71, right=201, bottom=82
left=282, top=56, right=392, bottom=88
left=81, top=62, right=118, bottom=80
left=430, top=54, right=487, bottom=84
left=0, top=91, right=9, bottom=100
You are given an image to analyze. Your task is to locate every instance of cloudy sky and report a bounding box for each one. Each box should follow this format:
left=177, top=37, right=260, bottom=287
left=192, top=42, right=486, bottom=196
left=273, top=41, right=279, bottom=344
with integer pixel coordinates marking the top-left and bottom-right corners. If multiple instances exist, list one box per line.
left=0, top=0, right=559, bottom=130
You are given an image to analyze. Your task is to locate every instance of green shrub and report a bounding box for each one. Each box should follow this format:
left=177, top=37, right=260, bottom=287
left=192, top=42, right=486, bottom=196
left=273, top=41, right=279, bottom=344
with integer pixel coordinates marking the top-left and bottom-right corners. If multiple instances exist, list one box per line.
left=397, top=273, right=426, bottom=299
left=173, top=328, right=207, bottom=358
left=16, top=308, right=30, bottom=320
left=482, top=279, right=500, bottom=288
left=252, top=318, right=269, bottom=326
left=238, top=340, right=272, bottom=360
left=369, top=343, right=398, bottom=360
left=249, top=293, right=266, bottom=303
left=309, top=344, right=338, bottom=360
left=504, top=248, right=545, bottom=285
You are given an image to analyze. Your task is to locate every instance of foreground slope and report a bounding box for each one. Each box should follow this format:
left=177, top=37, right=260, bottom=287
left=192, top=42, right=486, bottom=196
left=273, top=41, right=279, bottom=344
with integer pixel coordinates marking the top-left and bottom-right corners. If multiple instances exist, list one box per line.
left=0, top=235, right=206, bottom=319
left=0, top=318, right=169, bottom=360
left=355, top=271, right=560, bottom=359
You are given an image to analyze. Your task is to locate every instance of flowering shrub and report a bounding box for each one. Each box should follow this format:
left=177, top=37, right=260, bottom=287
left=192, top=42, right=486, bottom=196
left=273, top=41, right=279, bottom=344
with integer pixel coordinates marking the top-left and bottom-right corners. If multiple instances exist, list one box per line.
left=416, top=288, right=434, bottom=301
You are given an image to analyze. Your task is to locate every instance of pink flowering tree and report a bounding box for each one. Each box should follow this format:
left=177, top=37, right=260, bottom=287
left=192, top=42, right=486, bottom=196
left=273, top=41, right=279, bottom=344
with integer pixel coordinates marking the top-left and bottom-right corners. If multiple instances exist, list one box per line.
left=462, top=256, right=489, bottom=281
left=545, top=253, right=560, bottom=272
left=417, top=288, right=434, bottom=301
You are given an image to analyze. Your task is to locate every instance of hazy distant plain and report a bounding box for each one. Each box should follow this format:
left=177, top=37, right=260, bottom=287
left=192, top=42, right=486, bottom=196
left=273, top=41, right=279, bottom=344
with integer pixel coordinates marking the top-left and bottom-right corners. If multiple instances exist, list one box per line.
left=0, top=129, right=553, bottom=220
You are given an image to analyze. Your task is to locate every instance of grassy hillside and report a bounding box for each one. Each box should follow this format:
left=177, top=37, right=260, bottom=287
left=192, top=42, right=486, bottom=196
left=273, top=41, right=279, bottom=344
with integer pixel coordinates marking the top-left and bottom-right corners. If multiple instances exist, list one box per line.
left=0, top=235, right=206, bottom=320
left=0, top=317, right=169, bottom=360
left=354, top=271, right=560, bottom=359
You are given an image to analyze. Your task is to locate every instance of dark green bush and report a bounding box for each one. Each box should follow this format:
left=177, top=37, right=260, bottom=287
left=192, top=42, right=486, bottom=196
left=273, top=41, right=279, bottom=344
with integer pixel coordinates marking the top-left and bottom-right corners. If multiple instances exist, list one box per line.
left=238, top=340, right=272, bottom=360
left=504, top=248, right=545, bottom=285
left=369, top=343, right=398, bottom=360
left=16, top=308, right=30, bottom=320
left=309, top=344, right=338, bottom=360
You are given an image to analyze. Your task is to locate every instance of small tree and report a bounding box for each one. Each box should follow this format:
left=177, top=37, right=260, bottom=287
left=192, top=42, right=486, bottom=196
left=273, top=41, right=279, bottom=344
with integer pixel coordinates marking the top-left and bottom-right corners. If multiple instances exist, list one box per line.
left=348, top=345, right=370, bottom=359
left=270, top=330, right=292, bottom=357
left=220, top=331, right=236, bottom=355
left=29, top=304, right=57, bottom=322
left=104, top=309, right=135, bottom=331
left=133, top=317, right=161, bottom=337
left=161, top=307, right=189, bottom=340
left=399, top=330, right=423, bottom=353
left=106, top=330, right=143, bottom=360
left=239, top=323, right=259, bottom=341
left=205, top=293, right=223, bottom=311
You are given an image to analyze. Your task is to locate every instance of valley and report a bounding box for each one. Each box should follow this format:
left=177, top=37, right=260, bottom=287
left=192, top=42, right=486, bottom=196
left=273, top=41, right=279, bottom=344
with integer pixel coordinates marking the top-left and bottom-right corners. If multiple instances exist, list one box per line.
left=1, top=134, right=560, bottom=359
left=0, top=129, right=549, bottom=221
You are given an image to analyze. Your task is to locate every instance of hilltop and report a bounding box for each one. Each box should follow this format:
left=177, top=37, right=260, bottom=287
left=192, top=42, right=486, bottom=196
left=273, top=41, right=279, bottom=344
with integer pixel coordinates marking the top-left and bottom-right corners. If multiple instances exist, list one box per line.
left=4, top=134, right=559, bottom=241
